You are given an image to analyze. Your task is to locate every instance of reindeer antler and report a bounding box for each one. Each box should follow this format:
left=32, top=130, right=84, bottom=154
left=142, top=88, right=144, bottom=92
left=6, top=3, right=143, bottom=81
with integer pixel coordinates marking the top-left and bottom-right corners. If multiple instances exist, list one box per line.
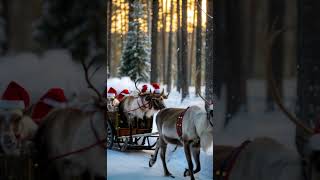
left=81, top=59, right=102, bottom=101
left=198, top=93, right=211, bottom=105
left=265, top=19, right=314, bottom=135
left=134, top=80, right=142, bottom=94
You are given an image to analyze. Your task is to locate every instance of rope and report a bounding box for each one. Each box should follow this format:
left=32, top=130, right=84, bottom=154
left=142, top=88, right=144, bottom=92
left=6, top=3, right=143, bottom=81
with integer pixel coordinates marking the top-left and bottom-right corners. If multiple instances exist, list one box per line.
left=49, top=112, right=107, bottom=161
left=48, top=138, right=106, bottom=161
left=122, top=101, right=150, bottom=113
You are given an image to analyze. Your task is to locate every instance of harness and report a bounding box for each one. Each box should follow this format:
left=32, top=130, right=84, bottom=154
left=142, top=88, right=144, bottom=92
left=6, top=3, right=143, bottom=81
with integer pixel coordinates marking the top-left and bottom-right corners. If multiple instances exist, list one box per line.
left=122, top=97, right=151, bottom=113
left=215, top=140, right=251, bottom=180
left=176, top=107, right=190, bottom=138
left=48, top=110, right=107, bottom=161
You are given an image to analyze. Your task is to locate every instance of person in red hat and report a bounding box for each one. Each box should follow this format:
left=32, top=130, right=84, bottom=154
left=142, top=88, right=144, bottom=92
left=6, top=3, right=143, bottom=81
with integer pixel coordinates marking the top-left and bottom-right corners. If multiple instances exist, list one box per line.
left=116, top=89, right=130, bottom=102
left=31, top=88, right=67, bottom=125
left=0, top=81, right=30, bottom=113
left=151, top=83, right=161, bottom=94
left=106, top=87, right=119, bottom=111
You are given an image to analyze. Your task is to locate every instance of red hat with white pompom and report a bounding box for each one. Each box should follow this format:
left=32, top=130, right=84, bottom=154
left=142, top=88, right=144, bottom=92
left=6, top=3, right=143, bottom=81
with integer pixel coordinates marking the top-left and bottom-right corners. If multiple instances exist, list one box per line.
left=151, top=83, right=160, bottom=94
left=107, top=87, right=117, bottom=98
left=32, top=88, right=67, bottom=124
left=117, top=89, right=130, bottom=102
left=0, top=81, right=30, bottom=111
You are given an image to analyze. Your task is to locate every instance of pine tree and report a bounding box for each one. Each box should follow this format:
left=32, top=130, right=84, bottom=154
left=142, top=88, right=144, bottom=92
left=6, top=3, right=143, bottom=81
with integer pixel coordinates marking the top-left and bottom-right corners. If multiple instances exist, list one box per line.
left=119, top=0, right=151, bottom=82
left=34, top=0, right=106, bottom=63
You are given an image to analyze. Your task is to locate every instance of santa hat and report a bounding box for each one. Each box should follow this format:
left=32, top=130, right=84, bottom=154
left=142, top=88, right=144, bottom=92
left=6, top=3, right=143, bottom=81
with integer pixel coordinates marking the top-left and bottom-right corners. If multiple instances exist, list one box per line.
left=151, top=83, right=160, bottom=94
left=32, top=88, right=67, bottom=124
left=107, top=87, right=117, bottom=98
left=120, top=89, right=130, bottom=96
left=0, top=81, right=30, bottom=110
left=141, top=85, right=148, bottom=93
left=41, top=88, right=67, bottom=108
left=117, top=89, right=130, bottom=102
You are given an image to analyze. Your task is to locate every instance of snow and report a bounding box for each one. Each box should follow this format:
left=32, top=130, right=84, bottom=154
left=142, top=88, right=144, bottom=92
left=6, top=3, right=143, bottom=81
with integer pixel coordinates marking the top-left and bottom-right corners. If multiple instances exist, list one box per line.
left=107, top=78, right=213, bottom=180
left=107, top=78, right=300, bottom=180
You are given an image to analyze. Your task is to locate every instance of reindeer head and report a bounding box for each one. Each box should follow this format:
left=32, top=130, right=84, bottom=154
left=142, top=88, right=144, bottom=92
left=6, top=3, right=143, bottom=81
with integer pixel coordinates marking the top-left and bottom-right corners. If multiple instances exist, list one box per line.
left=198, top=93, right=213, bottom=127
left=134, top=81, right=168, bottom=111
left=0, top=107, right=35, bottom=155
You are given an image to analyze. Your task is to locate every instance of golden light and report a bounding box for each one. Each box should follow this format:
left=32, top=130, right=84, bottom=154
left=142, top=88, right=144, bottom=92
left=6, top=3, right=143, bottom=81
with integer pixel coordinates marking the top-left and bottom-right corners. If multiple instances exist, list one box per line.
left=110, top=0, right=207, bottom=34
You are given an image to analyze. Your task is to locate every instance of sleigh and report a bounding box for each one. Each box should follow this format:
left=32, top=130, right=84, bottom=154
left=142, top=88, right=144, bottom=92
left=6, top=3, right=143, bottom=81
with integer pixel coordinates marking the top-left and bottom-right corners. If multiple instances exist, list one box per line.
left=105, top=110, right=159, bottom=151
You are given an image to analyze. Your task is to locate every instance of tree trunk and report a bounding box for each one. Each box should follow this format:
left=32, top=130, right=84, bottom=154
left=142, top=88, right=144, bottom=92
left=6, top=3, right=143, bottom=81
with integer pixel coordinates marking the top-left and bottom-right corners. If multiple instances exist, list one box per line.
left=106, top=0, right=112, bottom=78
left=151, top=0, right=159, bottom=83
left=1, top=0, right=9, bottom=54
left=176, top=0, right=182, bottom=92
left=195, top=0, right=202, bottom=96
left=166, top=0, right=174, bottom=93
left=205, top=0, right=214, bottom=101
left=296, top=0, right=320, bottom=157
left=147, top=0, right=152, bottom=38
left=181, top=0, right=189, bottom=101
left=213, top=0, right=226, bottom=99
left=224, top=0, right=243, bottom=125
left=266, top=0, right=285, bottom=111
left=162, top=0, right=167, bottom=84
left=189, top=0, right=196, bottom=87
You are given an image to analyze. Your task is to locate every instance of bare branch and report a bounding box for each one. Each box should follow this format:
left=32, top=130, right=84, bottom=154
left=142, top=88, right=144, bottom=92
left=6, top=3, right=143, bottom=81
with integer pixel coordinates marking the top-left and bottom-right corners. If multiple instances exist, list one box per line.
left=89, top=65, right=103, bottom=80
left=134, top=80, right=141, bottom=94
left=81, top=59, right=102, bottom=101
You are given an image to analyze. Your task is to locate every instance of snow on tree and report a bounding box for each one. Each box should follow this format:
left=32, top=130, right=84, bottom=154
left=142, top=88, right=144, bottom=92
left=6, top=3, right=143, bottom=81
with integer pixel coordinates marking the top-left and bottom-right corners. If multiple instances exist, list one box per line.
left=119, top=0, right=151, bottom=83
left=34, top=0, right=106, bottom=63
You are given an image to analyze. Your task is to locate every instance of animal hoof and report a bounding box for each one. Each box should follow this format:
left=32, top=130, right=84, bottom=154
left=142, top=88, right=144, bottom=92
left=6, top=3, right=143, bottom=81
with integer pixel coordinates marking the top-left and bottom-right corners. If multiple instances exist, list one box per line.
left=149, top=160, right=154, bottom=167
left=165, top=173, right=175, bottom=178
left=183, top=169, right=190, bottom=177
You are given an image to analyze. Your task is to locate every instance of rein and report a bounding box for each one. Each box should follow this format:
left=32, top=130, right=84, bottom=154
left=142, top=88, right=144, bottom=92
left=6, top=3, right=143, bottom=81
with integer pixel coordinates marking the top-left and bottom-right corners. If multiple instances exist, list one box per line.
left=48, top=111, right=107, bottom=161
left=215, top=140, right=251, bottom=180
left=122, top=98, right=151, bottom=113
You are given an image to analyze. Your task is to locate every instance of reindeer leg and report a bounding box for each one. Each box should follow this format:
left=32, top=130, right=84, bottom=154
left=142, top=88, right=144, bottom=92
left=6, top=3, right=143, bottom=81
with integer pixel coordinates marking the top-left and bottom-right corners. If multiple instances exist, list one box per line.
left=191, top=142, right=201, bottom=174
left=159, top=139, right=174, bottom=178
left=149, top=139, right=160, bottom=167
left=183, top=142, right=195, bottom=180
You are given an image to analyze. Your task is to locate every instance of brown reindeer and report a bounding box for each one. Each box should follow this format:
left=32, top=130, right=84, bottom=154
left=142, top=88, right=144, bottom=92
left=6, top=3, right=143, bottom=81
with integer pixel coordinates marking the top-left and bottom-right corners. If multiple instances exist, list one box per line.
left=149, top=94, right=213, bottom=180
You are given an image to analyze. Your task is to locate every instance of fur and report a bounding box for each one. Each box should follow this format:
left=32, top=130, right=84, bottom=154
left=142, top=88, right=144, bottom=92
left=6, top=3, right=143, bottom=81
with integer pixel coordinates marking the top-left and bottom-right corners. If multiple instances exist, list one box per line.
left=35, top=108, right=106, bottom=180
left=0, top=109, right=37, bottom=155
left=150, top=105, right=213, bottom=180
left=215, top=137, right=320, bottom=180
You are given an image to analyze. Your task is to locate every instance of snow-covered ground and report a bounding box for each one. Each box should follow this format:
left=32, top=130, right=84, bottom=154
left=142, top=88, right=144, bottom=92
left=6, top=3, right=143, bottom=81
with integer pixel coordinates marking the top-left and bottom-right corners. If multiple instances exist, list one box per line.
left=107, top=78, right=299, bottom=180
left=107, top=79, right=213, bottom=180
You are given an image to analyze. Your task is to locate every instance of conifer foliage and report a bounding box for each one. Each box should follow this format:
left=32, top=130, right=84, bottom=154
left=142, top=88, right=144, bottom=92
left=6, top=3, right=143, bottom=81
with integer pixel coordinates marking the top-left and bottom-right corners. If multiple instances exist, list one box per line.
left=34, top=0, right=106, bottom=62
left=119, top=0, right=151, bottom=82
